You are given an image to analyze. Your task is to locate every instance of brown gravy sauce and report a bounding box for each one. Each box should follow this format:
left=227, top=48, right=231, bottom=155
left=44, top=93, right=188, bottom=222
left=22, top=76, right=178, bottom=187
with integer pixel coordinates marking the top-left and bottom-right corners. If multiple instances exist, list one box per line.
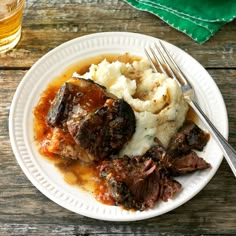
left=33, top=53, right=141, bottom=205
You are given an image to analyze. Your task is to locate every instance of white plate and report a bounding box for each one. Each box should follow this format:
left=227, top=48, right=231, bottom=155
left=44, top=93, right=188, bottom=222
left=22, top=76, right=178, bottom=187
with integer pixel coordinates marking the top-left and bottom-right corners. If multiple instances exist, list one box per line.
left=9, top=32, right=228, bottom=221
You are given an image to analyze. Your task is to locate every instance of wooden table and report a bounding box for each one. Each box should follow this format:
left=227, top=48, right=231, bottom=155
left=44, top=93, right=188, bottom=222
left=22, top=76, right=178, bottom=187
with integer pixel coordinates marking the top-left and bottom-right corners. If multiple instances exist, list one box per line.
left=1, top=0, right=236, bottom=235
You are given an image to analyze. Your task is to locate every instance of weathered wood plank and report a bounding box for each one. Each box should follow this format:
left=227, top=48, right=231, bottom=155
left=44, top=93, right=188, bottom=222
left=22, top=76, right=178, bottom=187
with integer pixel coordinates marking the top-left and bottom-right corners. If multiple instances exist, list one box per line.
left=1, top=69, right=236, bottom=235
left=0, top=0, right=235, bottom=68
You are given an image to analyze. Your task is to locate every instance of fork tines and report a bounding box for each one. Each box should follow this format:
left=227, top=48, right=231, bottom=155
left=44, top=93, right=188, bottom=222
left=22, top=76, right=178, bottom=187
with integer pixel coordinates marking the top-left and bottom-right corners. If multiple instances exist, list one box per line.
left=145, top=41, right=190, bottom=88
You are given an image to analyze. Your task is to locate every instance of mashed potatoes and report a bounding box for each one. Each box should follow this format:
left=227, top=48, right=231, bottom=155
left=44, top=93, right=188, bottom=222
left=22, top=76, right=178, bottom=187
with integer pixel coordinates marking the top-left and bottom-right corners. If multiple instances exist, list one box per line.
left=77, top=58, right=189, bottom=157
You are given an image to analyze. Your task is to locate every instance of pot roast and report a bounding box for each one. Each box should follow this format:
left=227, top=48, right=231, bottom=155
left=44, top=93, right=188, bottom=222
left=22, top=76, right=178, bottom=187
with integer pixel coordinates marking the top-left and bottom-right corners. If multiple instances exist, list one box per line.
left=98, top=120, right=210, bottom=210
left=46, top=77, right=136, bottom=162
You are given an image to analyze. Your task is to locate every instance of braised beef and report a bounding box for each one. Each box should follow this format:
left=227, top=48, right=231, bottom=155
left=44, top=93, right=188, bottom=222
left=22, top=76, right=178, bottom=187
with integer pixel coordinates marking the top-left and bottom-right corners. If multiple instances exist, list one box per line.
left=169, top=151, right=211, bottom=175
left=45, top=127, right=84, bottom=160
left=46, top=83, right=70, bottom=128
left=47, top=78, right=108, bottom=128
left=68, top=98, right=136, bottom=161
left=98, top=133, right=210, bottom=210
left=46, top=78, right=136, bottom=162
left=168, top=120, right=209, bottom=156
left=143, top=137, right=172, bottom=168
left=144, top=137, right=211, bottom=176
left=99, top=156, right=181, bottom=210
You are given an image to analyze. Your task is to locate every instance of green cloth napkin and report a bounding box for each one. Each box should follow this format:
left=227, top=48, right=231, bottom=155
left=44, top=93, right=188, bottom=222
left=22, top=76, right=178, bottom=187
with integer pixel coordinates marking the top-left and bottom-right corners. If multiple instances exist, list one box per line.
left=124, top=0, right=236, bottom=44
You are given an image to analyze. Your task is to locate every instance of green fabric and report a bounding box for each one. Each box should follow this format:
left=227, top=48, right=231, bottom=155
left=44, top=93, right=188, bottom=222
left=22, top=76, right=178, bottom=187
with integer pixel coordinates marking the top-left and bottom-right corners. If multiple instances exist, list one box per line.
left=124, top=0, right=236, bottom=44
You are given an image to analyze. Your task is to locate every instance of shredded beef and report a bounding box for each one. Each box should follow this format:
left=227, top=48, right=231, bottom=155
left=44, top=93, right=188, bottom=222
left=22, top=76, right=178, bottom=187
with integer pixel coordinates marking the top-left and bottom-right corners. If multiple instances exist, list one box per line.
left=98, top=121, right=211, bottom=210
left=169, top=151, right=211, bottom=175
left=99, top=156, right=181, bottom=210
left=168, top=120, right=209, bottom=156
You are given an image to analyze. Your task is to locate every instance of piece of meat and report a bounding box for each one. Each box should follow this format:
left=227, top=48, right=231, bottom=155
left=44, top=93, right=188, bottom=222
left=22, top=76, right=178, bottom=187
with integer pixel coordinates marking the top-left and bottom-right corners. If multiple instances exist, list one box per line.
left=42, top=127, right=89, bottom=162
left=46, top=83, right=70, bottom=128
left=99, top=156, right=181, bottom=210
left=68, top=98, right=136, bottom=161
left=46, top=77, right=136, bottom=162
left=168, top=120, right=209, bottom=156
left=97, top=121, right=210, bottom=210
left=143, top=137, right=172, bottom=169
left=144, top=137, right=211, bottom=175
left=98, top=138, right=210, bottom=210
left=47, top=78, right=108, bottom=128
left=169, top=151, right=211, bottom=175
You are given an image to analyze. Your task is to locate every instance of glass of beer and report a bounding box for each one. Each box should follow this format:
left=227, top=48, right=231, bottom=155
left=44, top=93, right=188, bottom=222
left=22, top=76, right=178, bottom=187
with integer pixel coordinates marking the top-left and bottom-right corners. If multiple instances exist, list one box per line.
left=0, top=0, right=25, bottom=53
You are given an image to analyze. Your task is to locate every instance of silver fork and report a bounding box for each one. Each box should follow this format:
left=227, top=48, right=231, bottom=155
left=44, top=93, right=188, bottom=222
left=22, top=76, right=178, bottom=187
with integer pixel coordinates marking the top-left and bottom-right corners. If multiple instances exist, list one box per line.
left=145, top=41, right=236, bottom=177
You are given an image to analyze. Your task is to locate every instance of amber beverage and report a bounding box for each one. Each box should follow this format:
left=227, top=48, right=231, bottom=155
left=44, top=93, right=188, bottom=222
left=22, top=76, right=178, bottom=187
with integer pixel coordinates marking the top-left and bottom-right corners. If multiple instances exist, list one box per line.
left=0, top=0, right=25, bottom=53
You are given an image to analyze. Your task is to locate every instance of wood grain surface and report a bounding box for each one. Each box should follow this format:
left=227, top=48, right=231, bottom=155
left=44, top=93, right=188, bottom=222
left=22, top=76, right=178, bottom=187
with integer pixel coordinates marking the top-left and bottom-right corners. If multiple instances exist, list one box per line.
left=0, top=0, right=236, bottom=235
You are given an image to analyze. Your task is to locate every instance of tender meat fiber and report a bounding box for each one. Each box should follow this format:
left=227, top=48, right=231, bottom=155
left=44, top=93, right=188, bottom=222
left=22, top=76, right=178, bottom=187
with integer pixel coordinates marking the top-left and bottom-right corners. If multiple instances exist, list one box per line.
left=46, top=78, right=136, bottom=162
left=98, top=123, right=210, bottom=210
left=144, top=136, right=210, bottom=175
left=143, top=138, right=172, bottom=167
left=44, top=127, right=88, bottom=161
left=68, top=98, right=136, bottom=161
left=168, top=120, right=209, bottom=156
left=99, top=156, right=181, bottom=210
left=47, top=78, right=108, bottom=128
left=170, top=151, right=211, bottom=175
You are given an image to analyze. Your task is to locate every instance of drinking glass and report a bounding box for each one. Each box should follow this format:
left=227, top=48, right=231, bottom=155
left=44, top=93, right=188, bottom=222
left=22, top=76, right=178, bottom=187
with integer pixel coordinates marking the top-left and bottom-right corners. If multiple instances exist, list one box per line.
left=0, top=0, right=25, bottom=53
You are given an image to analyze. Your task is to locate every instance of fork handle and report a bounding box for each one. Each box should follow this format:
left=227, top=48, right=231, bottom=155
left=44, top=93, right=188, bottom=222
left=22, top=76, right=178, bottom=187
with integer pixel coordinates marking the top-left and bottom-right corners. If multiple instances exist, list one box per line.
left=188, top=99, right=236, bottom=177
